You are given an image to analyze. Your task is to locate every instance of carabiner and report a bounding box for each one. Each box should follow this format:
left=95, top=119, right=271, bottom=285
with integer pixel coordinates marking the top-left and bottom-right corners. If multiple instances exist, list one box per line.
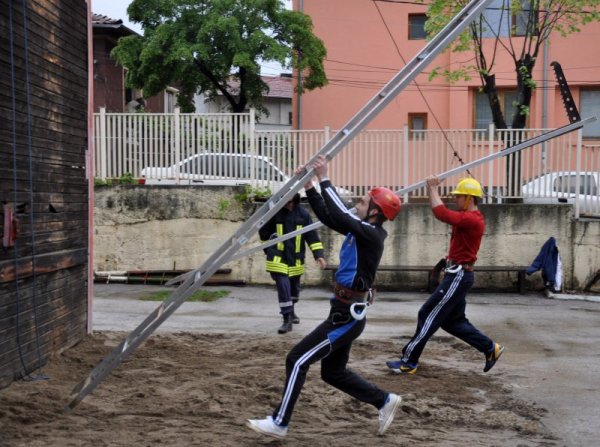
left=445, top=264, right=463, bottom=274
left=350, top=302, right=370, bottom=320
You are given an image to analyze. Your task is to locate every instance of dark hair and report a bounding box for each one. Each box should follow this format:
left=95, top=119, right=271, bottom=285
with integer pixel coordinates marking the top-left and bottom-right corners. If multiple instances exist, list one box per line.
left=367, top=200, right=386, bottom=224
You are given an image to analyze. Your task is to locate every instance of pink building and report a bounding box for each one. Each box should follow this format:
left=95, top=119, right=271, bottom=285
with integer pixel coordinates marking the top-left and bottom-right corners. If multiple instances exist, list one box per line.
left=293, top=0, right=600, bottom=140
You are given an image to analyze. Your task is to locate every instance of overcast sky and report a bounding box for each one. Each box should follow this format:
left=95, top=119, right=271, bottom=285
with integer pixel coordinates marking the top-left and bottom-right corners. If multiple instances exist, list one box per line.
left=92, top=0, right=143, bottom=34
left=91, top=0, right=292, bottom=75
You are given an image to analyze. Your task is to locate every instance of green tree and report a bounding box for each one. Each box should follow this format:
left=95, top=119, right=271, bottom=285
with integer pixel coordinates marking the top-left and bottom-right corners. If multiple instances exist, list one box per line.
left=112, top=0, right=327, bottom=114
left=426, top=0, right=600, bottom=130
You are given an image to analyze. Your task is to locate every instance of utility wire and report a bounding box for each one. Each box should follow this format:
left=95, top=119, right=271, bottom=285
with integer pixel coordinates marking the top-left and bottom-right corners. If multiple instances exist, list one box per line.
left=373, top=0, right=473, bottom=176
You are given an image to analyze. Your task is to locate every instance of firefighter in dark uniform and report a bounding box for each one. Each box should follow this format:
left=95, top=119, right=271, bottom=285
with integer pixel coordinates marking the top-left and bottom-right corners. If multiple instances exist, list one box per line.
left=259, top=192, right=326, bottom=334
left=386, top=175, right=505, bottom=375
left=247, top=155, right=403, bottom=439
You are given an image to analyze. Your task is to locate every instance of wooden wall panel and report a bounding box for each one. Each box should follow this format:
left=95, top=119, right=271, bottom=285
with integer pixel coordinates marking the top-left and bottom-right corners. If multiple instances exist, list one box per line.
left=0, top=0, right=89, bottom=388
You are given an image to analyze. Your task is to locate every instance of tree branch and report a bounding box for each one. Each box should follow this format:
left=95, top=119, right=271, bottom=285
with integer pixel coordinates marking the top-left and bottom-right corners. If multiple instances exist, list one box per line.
left=193, top=59, right=239, bottom=109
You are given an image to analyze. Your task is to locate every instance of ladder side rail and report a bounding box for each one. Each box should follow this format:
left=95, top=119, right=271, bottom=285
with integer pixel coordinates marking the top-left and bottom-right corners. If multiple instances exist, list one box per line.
left=69, top=263, right=230, bottom=408
left=395, top=119, right=595, bottom=195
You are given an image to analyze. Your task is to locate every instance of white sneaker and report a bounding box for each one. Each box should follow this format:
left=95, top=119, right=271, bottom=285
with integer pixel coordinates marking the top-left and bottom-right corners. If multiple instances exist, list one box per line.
left=246, top=416, right=288, bottom=439
left=378, top=393, right=401, bottom=435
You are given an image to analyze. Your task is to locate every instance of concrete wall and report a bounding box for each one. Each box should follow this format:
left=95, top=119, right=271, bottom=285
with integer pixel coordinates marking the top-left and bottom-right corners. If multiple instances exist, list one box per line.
left=94, top=186, right=600, bottom=292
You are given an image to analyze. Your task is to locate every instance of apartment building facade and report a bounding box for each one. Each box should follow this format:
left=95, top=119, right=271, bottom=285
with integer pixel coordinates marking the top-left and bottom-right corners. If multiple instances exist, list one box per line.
left=293, top=0, right=600, bottom=140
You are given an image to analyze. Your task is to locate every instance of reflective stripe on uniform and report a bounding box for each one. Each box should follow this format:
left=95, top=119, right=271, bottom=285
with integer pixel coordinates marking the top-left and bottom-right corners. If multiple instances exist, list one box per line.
left=288, top=259, right=305, bottom=277
left=309, top=241, right=324, bottom=251
left=295, top=225, right=302, bottom=253
left=266, top=259, right=288, bottom=274
left=276, top=224, right=284, bottom=251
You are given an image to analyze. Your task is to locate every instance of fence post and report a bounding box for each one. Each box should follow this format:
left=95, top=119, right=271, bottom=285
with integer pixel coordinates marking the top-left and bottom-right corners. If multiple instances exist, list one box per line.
left=575, top=128, right=582, bottom=219
left=248, top=109, right=257, bottom=185
left=173, top=107, right=181, bottom=182
left=324, top=125, right=330, bottom=142
left=488, top=122, right=495, bottom=203
left=249, top=108, right=256, bottom=155
left=98, top=107, right=107, bottom=179
left=403, top=124, right=409, bottom=202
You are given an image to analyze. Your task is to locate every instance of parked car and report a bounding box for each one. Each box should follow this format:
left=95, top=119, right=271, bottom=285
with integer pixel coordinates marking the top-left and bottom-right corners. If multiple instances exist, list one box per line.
left=521, top=171, right=599, bottom=211
left=140, top=152, right=354, bottom=197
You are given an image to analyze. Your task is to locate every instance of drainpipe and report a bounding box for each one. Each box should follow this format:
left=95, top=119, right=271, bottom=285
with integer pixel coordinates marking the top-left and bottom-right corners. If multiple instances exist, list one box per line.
left=541, top=38, right=549, bottom=173
left=296, top=0, right=303, bottom=130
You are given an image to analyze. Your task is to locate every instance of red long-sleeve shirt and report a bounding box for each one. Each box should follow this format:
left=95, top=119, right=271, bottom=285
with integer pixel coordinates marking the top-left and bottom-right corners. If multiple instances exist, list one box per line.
left=432, top=205, right=484, bottom=264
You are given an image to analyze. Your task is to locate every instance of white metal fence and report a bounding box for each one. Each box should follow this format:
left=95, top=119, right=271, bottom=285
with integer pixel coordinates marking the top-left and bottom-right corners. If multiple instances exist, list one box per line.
left=94, top=109, right=600, bottom=218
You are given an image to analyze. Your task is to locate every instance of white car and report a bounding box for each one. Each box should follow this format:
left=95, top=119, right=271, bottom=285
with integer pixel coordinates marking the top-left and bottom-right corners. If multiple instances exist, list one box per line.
left=140, top=152, right=354, bottom=197
left=521, top=171, right=599, bottom=212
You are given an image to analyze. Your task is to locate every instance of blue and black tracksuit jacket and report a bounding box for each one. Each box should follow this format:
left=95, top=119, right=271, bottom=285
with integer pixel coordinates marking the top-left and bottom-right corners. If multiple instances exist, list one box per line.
left=271, top=180, right=389, bottom=428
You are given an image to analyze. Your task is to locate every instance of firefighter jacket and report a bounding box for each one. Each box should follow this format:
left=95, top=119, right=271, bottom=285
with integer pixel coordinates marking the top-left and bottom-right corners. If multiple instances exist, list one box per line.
left=259, top=205, right=324, bottom=277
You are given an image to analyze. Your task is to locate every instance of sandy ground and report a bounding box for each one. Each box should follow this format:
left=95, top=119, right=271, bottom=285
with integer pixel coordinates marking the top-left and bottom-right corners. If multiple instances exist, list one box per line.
left=1, top=284, right=599, bottom=447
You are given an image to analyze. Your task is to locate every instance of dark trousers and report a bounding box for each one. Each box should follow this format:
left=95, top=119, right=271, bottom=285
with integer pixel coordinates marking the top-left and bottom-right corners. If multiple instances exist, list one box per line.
left=271, top=273, right=301, bottom=315
left=272, top=305, right=387, bottom=427
left=402, top=269, right=493, bottom=366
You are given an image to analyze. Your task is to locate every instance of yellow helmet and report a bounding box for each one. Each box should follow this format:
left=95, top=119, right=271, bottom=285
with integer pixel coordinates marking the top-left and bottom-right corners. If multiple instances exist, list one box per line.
left=451, top=178, right=484, bottom=198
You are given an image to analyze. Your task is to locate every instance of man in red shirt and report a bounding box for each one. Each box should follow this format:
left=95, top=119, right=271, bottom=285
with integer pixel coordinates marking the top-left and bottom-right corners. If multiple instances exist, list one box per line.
left=386, top=175, right=504, bottom=374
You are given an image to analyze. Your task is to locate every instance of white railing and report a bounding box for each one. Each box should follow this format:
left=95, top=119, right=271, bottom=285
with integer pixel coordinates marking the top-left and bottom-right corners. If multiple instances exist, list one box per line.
left=94, top=110, right=600, bottom=218
left=94, top=108, right=255, bottom=181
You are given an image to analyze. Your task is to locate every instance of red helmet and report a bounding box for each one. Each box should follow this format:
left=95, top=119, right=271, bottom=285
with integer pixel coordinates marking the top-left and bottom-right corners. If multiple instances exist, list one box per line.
left=368, top=187, right=401, bottom=220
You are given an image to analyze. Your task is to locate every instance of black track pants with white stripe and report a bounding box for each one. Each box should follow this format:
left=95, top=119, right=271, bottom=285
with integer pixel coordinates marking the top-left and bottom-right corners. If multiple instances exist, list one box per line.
left=401, top=270, right=493, bottom=366
left=272, top=307, right=387, bottom=427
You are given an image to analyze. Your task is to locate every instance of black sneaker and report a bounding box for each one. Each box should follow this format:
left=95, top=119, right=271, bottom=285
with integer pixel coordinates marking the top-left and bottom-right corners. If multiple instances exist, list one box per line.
left=484, top=343, right=505, bottom=372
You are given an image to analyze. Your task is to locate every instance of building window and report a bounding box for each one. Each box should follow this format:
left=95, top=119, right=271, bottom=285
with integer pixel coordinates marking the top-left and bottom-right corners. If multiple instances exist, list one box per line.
left=512, top=1, right=535, bottom=37
left=408, top=14, right=427, bottom=40
left=474, top=90, right=519, bottom=129
left=480, top=0, right=535, bottom=38
left=408, top=113, right=427, bottom=138
left=580, top=90, right=600, bottom=138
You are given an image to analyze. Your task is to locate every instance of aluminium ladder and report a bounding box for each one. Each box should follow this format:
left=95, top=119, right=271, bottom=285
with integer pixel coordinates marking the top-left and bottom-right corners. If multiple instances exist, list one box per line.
left=68, top=0, right=515, bottom=408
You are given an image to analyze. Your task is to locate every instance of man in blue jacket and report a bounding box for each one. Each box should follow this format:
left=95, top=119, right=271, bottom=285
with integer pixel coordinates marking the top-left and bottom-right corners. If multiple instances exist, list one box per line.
left=247, top=155, right=403, bottom=439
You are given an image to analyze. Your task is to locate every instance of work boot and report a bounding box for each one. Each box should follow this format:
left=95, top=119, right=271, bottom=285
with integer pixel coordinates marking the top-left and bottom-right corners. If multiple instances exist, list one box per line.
left=291, top=300, right=300, bottom=324
left=278, top=314, right=293, bottom=334
left=291, top=311, right=300, bottom=324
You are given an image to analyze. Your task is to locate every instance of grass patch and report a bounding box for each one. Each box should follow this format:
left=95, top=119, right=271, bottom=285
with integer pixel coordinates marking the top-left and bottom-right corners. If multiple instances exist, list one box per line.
left=139, top=289, right=230, bottom=302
